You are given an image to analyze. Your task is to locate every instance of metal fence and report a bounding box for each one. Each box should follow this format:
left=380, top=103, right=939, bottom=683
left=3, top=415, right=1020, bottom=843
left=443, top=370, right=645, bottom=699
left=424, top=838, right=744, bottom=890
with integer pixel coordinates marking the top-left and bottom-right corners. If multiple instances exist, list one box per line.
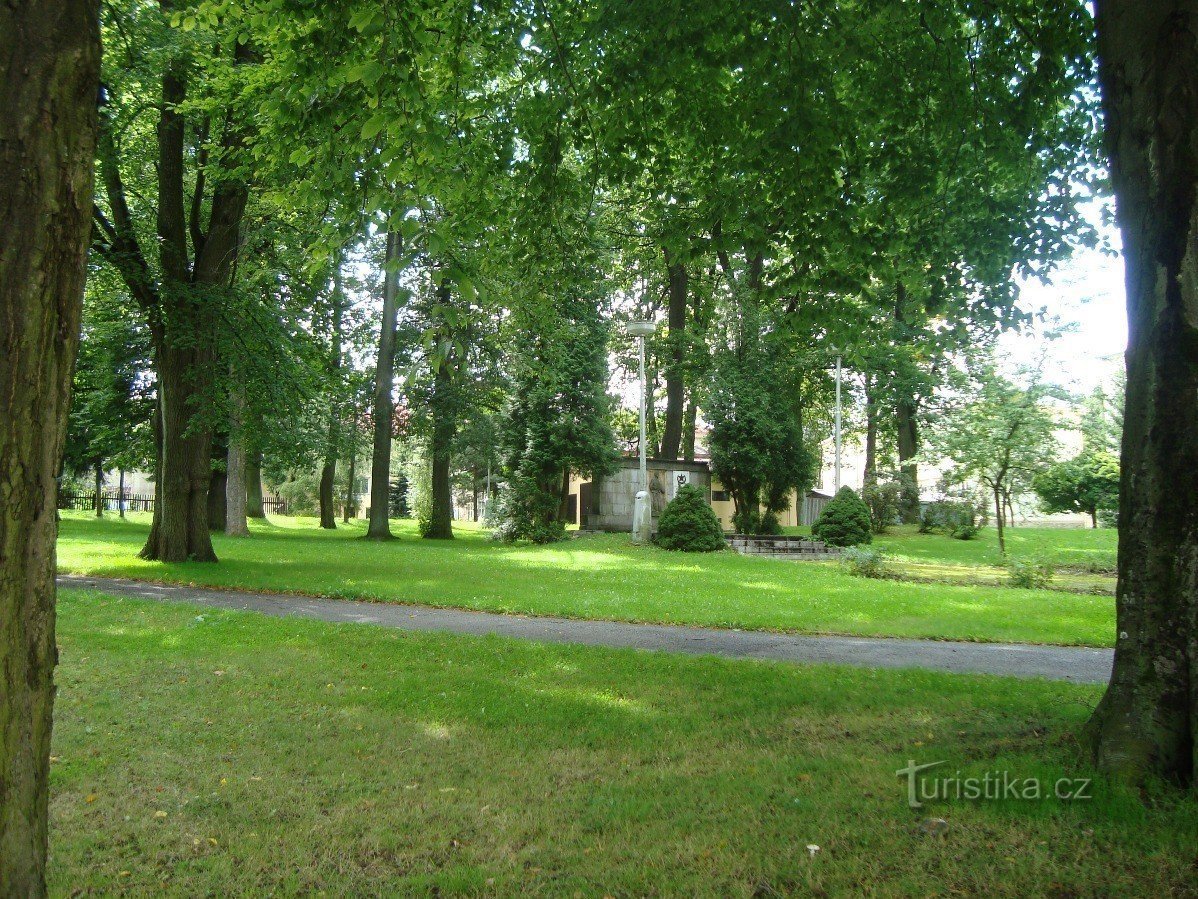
left=59, top=491, right=156, bottom=513
left=60, top=491, right=287, bottom=515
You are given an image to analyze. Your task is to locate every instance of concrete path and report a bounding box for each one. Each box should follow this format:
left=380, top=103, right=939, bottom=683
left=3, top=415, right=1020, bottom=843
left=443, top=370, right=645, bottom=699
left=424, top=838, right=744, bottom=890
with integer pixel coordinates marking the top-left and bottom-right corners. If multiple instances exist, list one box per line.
left=59, top=575, right=1113, bottom=684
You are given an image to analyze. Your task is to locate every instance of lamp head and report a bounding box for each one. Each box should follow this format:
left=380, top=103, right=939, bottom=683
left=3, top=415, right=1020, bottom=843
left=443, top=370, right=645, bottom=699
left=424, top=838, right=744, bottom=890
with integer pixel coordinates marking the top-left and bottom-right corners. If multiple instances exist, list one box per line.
left=626, top=320, right=657, bottom=338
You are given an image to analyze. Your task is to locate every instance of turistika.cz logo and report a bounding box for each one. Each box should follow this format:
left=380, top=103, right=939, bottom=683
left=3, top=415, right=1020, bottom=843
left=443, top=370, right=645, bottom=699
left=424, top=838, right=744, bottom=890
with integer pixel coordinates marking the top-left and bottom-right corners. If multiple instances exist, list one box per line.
left=896, top=760, right=1093, bottom=809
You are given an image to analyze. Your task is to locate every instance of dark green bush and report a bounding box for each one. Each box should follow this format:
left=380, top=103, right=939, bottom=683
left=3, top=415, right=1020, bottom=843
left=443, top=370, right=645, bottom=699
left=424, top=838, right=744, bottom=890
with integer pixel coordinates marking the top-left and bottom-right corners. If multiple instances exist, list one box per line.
left=655, top=484, right=726, bottom=552
left=811, top=487, right=872, bottom=547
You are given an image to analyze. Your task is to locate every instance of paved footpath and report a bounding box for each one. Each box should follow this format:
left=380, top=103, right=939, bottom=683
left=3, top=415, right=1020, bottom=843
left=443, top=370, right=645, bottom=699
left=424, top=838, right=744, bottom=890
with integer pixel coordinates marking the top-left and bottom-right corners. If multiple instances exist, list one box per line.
left=60, top=575, right=1113, bottom=684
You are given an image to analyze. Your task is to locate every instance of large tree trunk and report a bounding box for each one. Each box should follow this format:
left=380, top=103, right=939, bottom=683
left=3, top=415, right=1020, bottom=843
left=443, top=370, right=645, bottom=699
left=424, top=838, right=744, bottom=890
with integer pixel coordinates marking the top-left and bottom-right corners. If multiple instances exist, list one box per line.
left=893, top=282, right=921, bottom=523
left=0, top=2, right=98, bottom=893
left=366, top=227, right=403, bottom=540
left=863, top=373, right=878, bottom=490
left=93, top=461, right=104, bottom=517
left=225, top=384, right=248, bottom=536
left=681, top=398, right=697, bottom=461
left=246, top=448, right=265, bottom=518
left=206, top=458, right=226, bottom=532
left=425, top=346, right=457, bottom=540
left=993, top=485, right=1006, bottom=556
left=895, top=395, right=919, bottom=522
left=319, top=260, right=344, bottom=529
left=1086, top=0, right=1198, bottom=788
left=318, top=460, right=337, bottom=528
left=659, top=251, right=687, bottom=460
left=343, top=446, right=357, bottom=523
left=557, top=466, right=572, bottom=523
left=141, top=345, right=219, bottom=561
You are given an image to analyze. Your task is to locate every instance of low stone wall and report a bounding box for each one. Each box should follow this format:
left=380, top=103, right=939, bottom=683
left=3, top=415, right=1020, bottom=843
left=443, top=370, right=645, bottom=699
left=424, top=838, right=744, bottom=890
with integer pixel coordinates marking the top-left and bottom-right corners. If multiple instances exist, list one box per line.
left=728, top=534, right=841, bottom=561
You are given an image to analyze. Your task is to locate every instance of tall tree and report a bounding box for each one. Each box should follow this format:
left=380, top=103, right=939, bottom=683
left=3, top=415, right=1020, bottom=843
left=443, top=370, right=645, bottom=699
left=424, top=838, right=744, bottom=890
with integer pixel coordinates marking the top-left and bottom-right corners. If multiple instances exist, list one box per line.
left=931, top=361, right=1060, bottom=555
left=0, top=1, right=99, bottom=892
left=319, top=257, right=345, bottom=530
left=366, top=227, right=404, bottom=540
left=92, top=11, right=255, bottom=562
left=658, top=249, right=688, bottom=460
left=1085, top=0, right=1198, bottom=788
left=224, top=378, right=249, bottom=536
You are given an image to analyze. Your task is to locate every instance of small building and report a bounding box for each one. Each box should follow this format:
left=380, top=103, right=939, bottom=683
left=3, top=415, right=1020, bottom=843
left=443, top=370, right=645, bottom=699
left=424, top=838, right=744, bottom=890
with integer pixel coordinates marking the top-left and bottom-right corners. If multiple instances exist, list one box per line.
left=567, top=458, right=832, bottom=532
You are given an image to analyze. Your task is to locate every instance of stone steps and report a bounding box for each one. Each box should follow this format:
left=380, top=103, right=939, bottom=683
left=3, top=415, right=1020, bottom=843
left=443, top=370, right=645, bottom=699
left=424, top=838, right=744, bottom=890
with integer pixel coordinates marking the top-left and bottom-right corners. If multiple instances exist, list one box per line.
left=727, top=534, right=841, bottom=561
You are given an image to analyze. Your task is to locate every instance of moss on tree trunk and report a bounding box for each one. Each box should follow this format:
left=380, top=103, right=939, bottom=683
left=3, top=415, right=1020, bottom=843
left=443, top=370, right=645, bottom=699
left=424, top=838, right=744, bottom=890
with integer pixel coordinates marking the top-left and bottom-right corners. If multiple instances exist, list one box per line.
left=0, top=1, right=99, bottom=892
left=1086, top=0, right=1198, bottom=789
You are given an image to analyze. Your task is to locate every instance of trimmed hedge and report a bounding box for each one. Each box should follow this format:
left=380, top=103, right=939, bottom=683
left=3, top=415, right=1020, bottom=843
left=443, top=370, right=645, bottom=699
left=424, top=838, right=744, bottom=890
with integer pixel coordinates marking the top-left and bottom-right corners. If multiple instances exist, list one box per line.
left=655, top=484, right=726, bottom=552
left=811, top=487, right=872, bottom=547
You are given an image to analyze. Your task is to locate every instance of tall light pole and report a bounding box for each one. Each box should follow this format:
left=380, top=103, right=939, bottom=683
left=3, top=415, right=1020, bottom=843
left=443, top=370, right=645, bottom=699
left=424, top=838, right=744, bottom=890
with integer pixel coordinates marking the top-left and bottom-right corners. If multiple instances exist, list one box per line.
left=831, top=347, right=843, bottom=494
left=627, top=320, right=657, bottom=542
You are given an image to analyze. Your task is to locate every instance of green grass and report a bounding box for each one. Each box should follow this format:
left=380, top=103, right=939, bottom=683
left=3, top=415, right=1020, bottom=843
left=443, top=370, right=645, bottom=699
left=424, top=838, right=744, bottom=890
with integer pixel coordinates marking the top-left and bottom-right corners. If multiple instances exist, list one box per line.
left=49, top=590, right=1195, bottom=896
left=57, top=513, right=1116, bottom=647
left=871, top=525, right=1118, bottom=571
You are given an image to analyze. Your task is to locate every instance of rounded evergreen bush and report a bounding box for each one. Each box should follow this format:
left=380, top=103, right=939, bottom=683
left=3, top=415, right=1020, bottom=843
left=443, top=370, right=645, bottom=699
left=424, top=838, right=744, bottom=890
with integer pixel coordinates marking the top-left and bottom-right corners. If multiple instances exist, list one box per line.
left=655, top=484, right=726, bottom=552
left=811, top=487, right=872, bottom=547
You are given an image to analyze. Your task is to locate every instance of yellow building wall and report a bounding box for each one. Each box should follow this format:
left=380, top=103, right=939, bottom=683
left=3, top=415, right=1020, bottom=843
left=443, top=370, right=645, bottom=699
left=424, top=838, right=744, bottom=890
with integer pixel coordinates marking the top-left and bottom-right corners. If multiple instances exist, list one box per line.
left=567, top=470, right=816, bottom=531
left=710, top=479, right=803, bottom=530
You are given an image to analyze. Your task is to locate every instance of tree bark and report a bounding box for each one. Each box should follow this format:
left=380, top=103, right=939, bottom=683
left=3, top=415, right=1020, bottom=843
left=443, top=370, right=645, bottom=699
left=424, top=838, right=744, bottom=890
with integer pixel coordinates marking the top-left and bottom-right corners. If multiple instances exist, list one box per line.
left=118, top=469, right=126, bottom=518
left=896, top=395, right=920, bottom=521
left=863, top=373, right=878, bottom=490
left=225, top=383, right=249, bottom=536
left=206, top=460, right=226, bottom=532
left=993, top=485, right=1006, bottom=556
left=425, top=336, right=457, bottom=540
left=319, top=259, right=344, bottom=529
left=343, top=446, right=357, bottom=523
left=0, top=2, right=98, bottom=893
left=246, top=448, right=266, bottom=518
left=93, top=461, right=104, bottom=517
left=366, top=227, right=403, bottom=540
left=893, top=282, right=921, bottom=523
left=681, top=398, right=697, bottom=461
left=659, top=250, right=687, bottom=460
left=1086, top=0, right=1198, bottom=788
left=557, top=466, right=572, bottom=523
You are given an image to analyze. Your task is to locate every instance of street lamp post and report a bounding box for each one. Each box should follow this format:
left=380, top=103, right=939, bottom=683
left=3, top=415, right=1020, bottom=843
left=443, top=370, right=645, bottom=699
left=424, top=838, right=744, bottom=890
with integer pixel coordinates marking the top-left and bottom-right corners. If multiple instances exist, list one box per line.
left=626, top=320, right=657, bottom=543
left=830, top=347, right=843, bottom=494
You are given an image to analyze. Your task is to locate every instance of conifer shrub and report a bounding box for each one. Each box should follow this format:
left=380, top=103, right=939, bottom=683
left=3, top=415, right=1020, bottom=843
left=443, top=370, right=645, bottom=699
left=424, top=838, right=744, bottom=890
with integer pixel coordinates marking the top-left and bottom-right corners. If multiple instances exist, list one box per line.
left=811, top=486, right=872, bottom=547
left=654, top=484, right=726, bottom=552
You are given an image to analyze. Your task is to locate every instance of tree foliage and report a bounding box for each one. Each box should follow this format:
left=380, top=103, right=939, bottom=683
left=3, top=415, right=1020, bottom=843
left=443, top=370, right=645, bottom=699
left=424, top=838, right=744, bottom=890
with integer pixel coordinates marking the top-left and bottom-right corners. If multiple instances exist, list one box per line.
left=931, top=359, right=1061, bottom=553
left=1034, top=451, right=1120, bottom=527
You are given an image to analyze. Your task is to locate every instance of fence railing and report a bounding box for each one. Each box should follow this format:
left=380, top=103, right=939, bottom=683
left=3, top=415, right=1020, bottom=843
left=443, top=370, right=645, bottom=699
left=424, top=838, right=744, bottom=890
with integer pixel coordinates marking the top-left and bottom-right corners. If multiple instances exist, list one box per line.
left=59, top=491, right=287, bottom=515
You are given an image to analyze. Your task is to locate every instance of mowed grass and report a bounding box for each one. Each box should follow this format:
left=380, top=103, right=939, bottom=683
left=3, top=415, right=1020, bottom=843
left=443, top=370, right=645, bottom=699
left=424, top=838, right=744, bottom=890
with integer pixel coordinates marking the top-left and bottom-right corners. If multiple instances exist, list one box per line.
left=57, top=512, right=1116, bottom=647
left=872, top=524, right=1118, bottom=570
left=50, top=590, right=1196, bottom=897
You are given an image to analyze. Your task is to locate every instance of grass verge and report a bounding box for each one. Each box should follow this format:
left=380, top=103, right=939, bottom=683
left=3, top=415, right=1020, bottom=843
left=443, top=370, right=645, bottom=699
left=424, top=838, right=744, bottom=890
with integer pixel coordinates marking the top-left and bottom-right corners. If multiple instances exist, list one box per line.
left=57, top=514, right=1115, bottom=647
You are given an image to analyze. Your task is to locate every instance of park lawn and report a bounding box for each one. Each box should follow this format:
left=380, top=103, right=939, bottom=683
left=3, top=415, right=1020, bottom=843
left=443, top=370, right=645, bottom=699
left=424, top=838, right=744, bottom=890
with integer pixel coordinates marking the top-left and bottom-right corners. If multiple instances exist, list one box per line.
left=872, top=525, right=1118, bottom=571
left=884, top=559, right=1114, bottom=595
left=56, top=512, right=1116, bottom=647
left=49, top=589, right=1196, bottom=897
